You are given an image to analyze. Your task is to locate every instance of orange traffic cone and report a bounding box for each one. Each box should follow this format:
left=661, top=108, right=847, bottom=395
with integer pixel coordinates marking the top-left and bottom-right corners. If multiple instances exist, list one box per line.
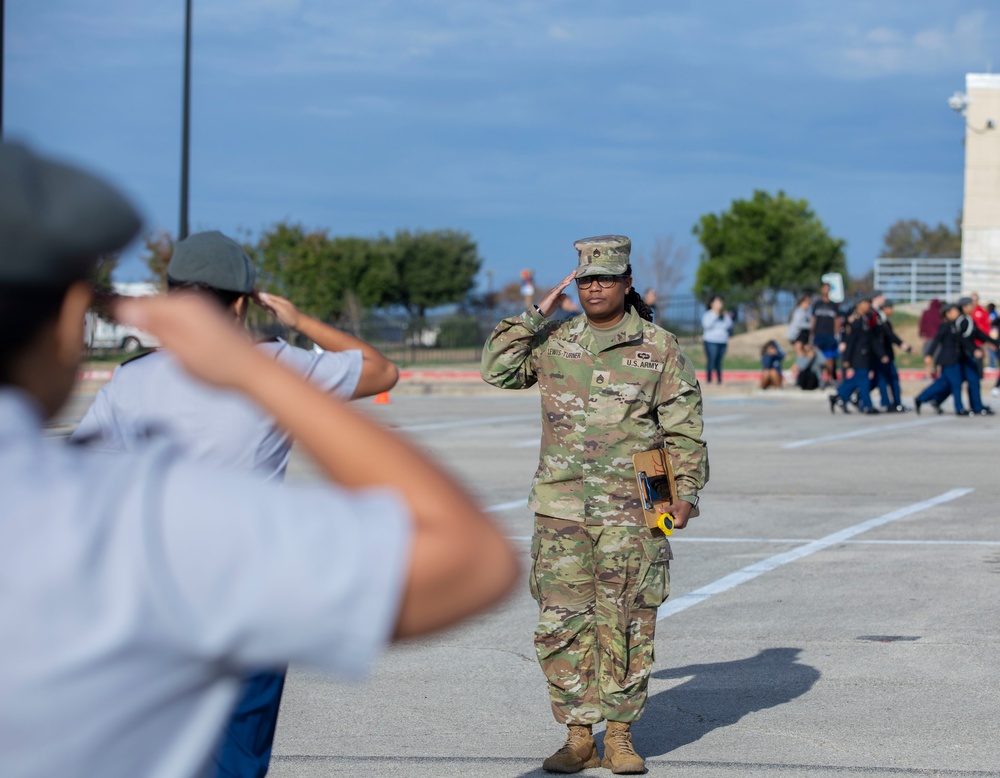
left=373, top=391, right=391, bottom=404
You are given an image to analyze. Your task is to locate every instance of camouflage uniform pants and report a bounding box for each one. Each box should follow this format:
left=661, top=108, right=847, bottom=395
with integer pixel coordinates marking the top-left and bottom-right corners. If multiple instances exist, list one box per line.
left=529, top=515, right=671, bottom=725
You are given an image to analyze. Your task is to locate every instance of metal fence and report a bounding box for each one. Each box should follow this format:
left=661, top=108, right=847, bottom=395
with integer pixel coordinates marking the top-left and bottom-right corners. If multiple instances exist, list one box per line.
left=264, top=292, right=800, bottom=367
left=873, top=258, right=962, bottom=303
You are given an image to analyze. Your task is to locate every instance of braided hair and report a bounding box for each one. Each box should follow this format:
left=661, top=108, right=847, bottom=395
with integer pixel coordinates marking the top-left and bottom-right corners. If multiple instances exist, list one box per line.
left=622, top=265, right=655, bottom=322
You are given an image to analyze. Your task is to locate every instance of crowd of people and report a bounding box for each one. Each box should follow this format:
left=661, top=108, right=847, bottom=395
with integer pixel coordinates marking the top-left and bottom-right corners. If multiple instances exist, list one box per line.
left=733, top=283, right=1000, bottom=415
left=785, top=285, right=999, bottom=416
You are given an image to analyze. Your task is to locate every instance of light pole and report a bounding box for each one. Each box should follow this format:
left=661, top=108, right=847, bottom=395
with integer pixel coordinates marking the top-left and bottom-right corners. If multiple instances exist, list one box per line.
left=1, top=0, right=5, bottom=138
left=179, top=0, right=192, bottom=239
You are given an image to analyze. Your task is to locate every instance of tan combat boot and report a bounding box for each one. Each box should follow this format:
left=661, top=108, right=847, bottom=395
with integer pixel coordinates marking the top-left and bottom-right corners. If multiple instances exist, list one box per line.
left=601, top=720, right=645, bottom=774
left=542, top=724, right=601, bottom=773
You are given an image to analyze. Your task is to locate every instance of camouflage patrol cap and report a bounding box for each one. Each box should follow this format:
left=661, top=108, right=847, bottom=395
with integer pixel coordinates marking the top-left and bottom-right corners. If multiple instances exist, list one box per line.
left=0, top=141, right=141, bottom=286
left=167, top=230, right=256, bottom=294
left=573, top=234, right=631, bottom=278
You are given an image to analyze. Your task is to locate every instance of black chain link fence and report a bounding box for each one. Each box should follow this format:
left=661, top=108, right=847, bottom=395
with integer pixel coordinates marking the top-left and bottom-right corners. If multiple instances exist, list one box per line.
left=259, top=292, right=798, bottom=367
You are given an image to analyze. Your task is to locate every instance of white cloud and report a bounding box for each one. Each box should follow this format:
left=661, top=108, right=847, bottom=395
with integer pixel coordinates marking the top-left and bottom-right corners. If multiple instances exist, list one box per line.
left=833, top=11, right=993, bottom=78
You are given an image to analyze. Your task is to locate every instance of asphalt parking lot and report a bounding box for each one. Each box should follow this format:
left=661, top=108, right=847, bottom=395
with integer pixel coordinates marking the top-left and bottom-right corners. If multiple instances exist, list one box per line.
left=62, top=381, right=1000, bottom=777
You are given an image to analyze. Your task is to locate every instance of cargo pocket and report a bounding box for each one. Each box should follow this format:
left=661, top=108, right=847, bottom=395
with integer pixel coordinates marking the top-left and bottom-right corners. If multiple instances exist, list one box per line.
left=528, top=535, right=541, bottom=603
left=632, top=538, right=672, bottom=609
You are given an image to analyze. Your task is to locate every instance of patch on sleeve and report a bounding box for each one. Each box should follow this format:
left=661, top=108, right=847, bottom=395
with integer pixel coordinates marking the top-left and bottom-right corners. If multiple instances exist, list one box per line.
left=624, top=354, right=662, bottom=370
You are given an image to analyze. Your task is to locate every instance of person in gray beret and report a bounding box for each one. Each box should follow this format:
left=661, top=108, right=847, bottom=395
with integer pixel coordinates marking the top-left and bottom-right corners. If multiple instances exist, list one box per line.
left=72, top=227, right=400, bottom=778
left=0, top=141, right=518, bottom=778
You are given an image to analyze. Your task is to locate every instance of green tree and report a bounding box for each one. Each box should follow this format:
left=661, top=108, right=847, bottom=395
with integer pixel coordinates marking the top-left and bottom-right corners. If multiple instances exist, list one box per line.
left=390, top=229, right=482, bottom=317
left=252, top=223, right=343, bottom=321
left=878, top=216, right=961, bottom=258
left=91, top=253, right=119, bottom=296
left=693, top=190, right=847, bottom=304
left=142, top=230, right=175, bottom=290
left=250, top=223, right=402, bottom=323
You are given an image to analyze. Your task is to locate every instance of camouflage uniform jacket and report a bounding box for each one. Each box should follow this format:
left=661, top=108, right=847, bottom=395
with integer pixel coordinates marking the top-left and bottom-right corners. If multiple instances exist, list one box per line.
left=481, top=306, right=708, bottom=526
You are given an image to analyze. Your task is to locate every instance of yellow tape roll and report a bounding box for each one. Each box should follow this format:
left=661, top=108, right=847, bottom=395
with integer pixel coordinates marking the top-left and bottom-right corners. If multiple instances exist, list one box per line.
left=657, top=512, right=674, bottom=536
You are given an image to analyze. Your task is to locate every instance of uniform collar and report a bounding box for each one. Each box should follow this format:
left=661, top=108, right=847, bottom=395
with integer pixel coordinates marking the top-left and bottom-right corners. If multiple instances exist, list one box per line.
left=0, top=387, right=45, bottom=439
left=580, top=307, right=644, bottom=352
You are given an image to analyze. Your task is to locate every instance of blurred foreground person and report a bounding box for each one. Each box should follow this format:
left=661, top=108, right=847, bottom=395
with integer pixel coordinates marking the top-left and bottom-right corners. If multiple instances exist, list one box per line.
left=482, top=235, right=708, bottom=774
left=0, top=142, right=518, bottom=778
left=71, top=229, right=399, bottom=778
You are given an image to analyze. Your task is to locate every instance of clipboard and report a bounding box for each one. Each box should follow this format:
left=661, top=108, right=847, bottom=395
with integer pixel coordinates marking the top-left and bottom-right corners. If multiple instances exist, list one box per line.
left=632, top=447, right=699, bottom=534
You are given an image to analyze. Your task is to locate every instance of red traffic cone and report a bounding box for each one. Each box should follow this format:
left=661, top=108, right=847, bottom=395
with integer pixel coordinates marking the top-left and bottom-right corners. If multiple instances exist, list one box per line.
left=373, top=391, right=391, bottom=404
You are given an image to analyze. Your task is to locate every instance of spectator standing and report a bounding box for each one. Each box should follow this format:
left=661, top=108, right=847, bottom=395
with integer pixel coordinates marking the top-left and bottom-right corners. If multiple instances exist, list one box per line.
left=810, top=283, right=842, bottom=387
left=760, top=340, right=785, bottom=389
left=988, top=303, right=999, bottom=374
left=918, top=299, right=942, bottom=378
left=643, top=287, right=659, bottom=324
left=701, top=295, right=734, bottom=384
left=786, top=293, right=812, bottom=358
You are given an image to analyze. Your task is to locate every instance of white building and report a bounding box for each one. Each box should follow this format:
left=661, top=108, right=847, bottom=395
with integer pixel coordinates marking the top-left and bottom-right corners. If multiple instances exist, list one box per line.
left=960, top=73, right=1000, bottom=301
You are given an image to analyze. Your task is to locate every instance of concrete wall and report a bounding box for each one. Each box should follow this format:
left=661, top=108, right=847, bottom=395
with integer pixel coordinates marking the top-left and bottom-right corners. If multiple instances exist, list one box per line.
left=961, top=73, right=1000, bottom=302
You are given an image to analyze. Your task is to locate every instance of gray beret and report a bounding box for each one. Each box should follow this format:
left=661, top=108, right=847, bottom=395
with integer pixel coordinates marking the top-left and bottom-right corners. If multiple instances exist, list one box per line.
left=957, top=296, right=973, bottom=307
left=0, top=141, right=141, bottom=285
left=167, top=230, right=256, bottom=294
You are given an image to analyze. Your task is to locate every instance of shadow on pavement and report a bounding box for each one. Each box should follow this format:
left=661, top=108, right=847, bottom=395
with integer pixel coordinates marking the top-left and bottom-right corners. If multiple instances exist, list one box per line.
left=633, top=647, right=820, bottom=759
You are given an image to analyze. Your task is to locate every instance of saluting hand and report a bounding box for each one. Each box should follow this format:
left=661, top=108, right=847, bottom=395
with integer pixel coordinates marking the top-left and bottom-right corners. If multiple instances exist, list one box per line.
left=254, top=291, right=302, bottom=329
left=536, top=270, right=577, bottom=318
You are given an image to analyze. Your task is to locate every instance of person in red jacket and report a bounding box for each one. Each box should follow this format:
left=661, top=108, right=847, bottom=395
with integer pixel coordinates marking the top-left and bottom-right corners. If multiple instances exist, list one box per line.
left=918, top=298, right=942, bottom=379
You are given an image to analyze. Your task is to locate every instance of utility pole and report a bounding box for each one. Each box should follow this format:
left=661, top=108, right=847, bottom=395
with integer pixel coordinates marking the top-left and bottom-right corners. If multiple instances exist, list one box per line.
left=179, top=0, right=192, bottom=239
left=1, top=0, right=6, bottom=138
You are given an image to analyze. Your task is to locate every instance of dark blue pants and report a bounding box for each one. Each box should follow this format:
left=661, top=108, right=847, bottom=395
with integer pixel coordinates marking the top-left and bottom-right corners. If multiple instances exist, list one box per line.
left=916, top=375, right=951, bottom=407
left=838, top=368, right=872, bottom=409
left=704, top=341, right=726, bottom=383
left=941, top=363, right=965, bottom=412
left=960, top=358, right=984, bottom=413
left=213, top=669, right=286, bottom=778
left=874, top=361, right=901, bottom=408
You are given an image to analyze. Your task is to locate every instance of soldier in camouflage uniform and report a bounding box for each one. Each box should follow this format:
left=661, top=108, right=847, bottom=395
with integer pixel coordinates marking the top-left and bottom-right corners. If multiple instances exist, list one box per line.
left=481, top=235, right=709, bottom=774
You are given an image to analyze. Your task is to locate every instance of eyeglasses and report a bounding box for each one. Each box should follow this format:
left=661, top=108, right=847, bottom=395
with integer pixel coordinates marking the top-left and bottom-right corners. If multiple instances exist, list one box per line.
left=576, top=275, right=626, bottom=290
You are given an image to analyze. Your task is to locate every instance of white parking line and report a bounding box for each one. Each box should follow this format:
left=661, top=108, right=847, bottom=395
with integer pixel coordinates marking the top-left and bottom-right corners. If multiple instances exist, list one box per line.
left=782, top=416, right=951, bottom=449
left=487, top=499, right=528, bottom=513
left=656, top=488, right=973, bottom=621
left=705, top=413, right=747, bottom=424
left=507, top=534, right=1000, bottom=545
left=399, top=414, right=537, bottom=432
left=510, top=439, right=540, bottom=448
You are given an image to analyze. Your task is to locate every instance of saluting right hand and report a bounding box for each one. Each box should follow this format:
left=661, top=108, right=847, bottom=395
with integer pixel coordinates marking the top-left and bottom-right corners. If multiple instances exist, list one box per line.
left=536, top=270, right=577, bottom=318
left=254, top=291, right=302, bottom=329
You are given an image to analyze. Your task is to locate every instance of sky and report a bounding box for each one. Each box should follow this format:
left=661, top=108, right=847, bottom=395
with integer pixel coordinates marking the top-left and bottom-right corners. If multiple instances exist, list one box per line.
left=4, top=1, right=996, bottom=293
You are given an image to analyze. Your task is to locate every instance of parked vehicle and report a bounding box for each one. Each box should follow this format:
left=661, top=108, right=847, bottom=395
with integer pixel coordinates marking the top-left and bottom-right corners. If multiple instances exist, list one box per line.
left=84, top=282, right=161, bottom=352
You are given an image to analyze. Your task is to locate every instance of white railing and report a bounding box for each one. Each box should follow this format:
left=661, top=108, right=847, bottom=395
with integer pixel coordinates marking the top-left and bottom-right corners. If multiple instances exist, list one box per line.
left=873, top=258, right=961, bottom=303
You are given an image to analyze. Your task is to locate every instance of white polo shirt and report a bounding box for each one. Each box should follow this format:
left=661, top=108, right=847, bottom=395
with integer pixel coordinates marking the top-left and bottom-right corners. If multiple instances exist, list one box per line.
left=0, top=390, right=410, bottom=778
